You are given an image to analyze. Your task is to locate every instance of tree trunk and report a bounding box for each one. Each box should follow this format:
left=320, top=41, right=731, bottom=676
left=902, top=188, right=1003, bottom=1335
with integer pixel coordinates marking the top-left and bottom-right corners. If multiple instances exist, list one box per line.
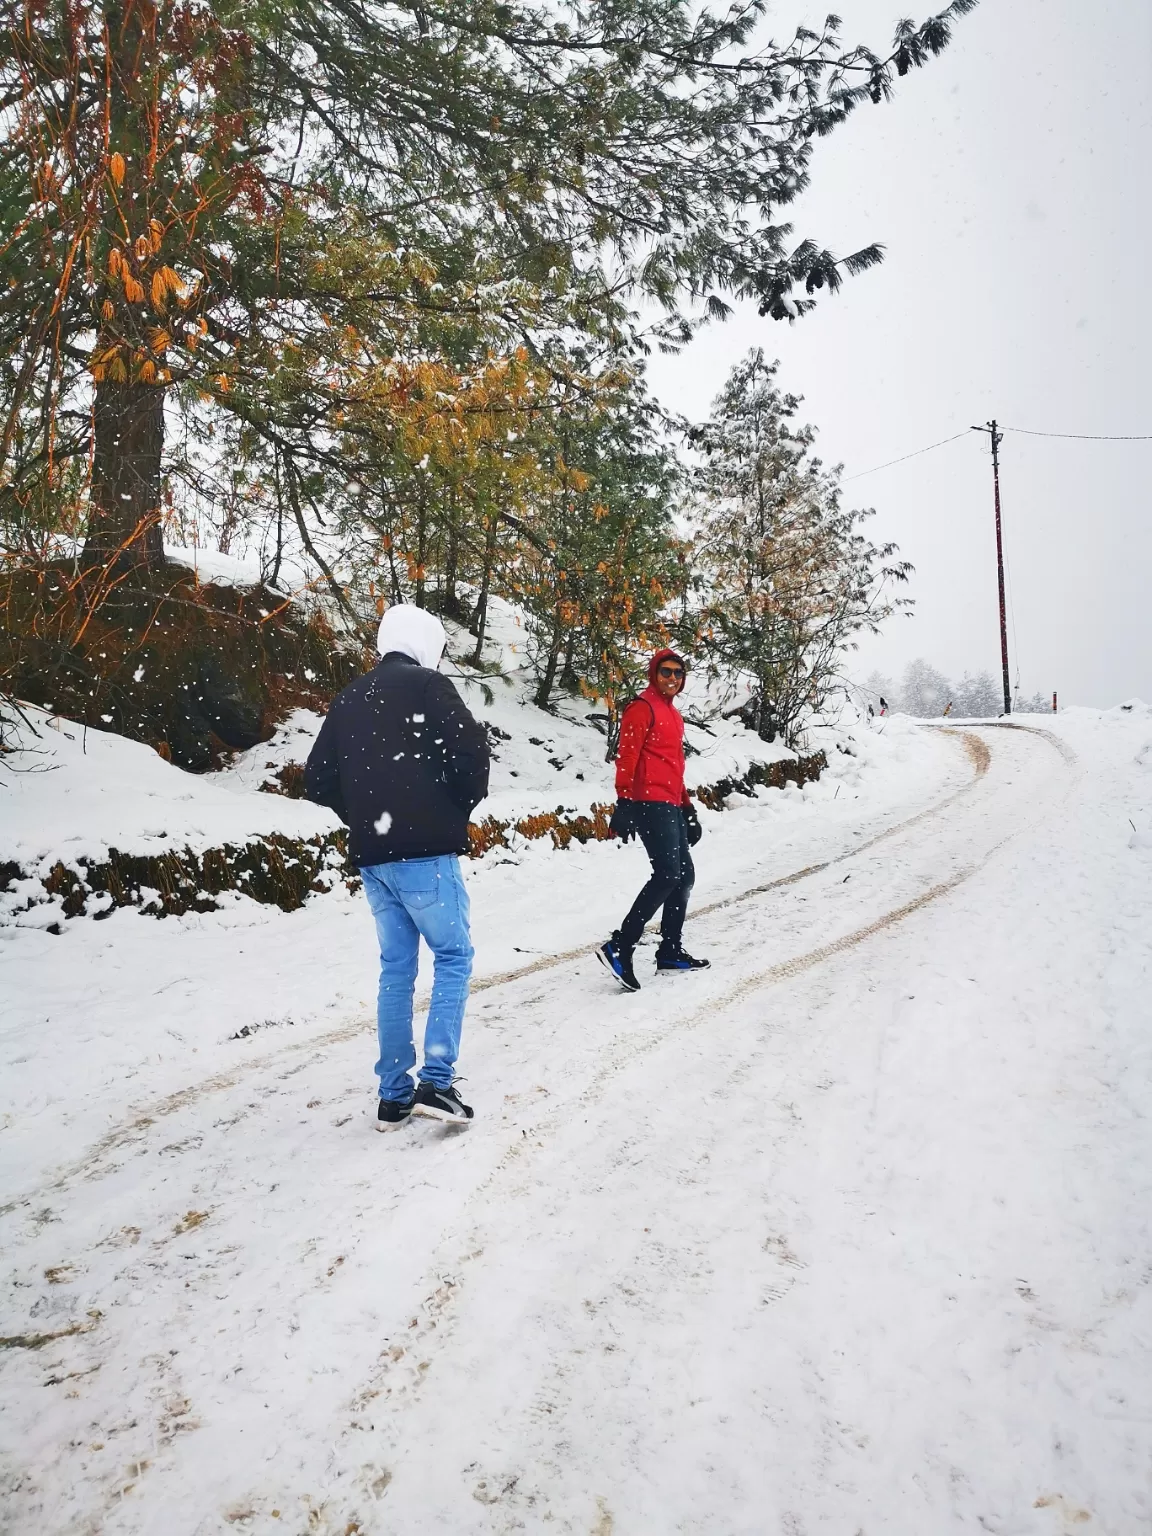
left=533, top=624, right=563, bottom=709
left=605, top=698, right=623, bottom=762
left=469, top=504, right=499, bottom=664
left=269, top=447, right=285, bottom=586
left=443, top=489, right=460, bottom=613
left=415, top=497, right=427, bottom=608
left=386, top=536, right=402, bottom=605
left=756, top=670, right=778, bottom=742
left=559, top=629, right=579, bottom=692
left=81, top=380, right=166, bottom=576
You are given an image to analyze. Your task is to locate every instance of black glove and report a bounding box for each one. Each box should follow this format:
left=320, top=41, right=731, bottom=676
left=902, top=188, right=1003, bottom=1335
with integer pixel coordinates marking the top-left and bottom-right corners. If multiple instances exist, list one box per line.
left=683, top=803, right=703, bottom=847
left=609, top=800, right=638, bottom=843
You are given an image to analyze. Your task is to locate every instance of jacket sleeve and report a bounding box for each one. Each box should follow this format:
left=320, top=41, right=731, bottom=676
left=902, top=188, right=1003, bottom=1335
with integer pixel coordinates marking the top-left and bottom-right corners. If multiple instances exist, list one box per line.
left=614, top=699, right=652, bottom=798
left=427, top=673, right=491, bottom=813
left=303, top=707, right=348, bottom=823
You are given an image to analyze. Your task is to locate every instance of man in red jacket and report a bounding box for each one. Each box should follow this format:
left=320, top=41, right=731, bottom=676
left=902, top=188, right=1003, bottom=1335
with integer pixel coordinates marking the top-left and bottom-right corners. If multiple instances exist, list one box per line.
left=597, top=648, right=710, bottom=992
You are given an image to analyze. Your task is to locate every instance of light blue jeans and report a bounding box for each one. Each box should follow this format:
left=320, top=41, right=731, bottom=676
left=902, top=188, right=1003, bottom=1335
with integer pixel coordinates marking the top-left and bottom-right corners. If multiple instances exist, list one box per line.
left=361, top=855, right=474, bottom=1103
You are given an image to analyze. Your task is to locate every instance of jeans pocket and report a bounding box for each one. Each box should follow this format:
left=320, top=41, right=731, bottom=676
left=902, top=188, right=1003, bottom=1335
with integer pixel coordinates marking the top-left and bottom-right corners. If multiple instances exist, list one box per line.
left=392, top=860, right=440, bottom=911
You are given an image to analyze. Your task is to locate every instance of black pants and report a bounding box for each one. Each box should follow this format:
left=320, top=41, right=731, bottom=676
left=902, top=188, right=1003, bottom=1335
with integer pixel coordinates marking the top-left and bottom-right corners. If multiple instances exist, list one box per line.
left=618, top=801, right=695, bottom=952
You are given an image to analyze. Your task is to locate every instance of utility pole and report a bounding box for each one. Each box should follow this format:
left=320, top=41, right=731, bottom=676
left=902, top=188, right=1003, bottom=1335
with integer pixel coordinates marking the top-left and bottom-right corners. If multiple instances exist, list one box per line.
left=972, top=420, right=1011, bottom=714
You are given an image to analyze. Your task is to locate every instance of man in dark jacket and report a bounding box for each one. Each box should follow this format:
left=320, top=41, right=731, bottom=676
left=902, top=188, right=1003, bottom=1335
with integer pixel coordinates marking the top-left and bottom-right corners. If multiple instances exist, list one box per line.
left=305, top=605, right=490, bottom=1128
left=596, top=648, right=708, bottom=992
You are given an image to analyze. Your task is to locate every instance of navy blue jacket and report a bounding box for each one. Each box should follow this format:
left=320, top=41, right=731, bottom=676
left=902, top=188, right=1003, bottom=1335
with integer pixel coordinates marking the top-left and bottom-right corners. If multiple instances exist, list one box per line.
left=304, top=653, right=490, bottom=866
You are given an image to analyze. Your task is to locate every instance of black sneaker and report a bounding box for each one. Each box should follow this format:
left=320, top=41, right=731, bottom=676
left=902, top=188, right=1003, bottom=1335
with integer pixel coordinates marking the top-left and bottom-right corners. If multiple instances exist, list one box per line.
left=597, top=932, right=641, bottom=992
left=655, top=946, right=710, bottom=972
left=376, top=1096, right=415, bottom=1131
left=412, top=1079, right=474, bottom=1124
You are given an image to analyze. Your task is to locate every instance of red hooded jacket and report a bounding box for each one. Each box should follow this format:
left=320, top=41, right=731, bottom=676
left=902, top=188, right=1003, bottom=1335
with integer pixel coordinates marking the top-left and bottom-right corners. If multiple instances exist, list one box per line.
left=614, top=649, right=691, bottom=807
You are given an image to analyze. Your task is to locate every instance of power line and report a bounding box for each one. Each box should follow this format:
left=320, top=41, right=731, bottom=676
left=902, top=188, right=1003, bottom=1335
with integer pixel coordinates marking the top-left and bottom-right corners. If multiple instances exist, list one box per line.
left=842, top=429, right=971, bottom=481
left=1005, top=426, right=1152, bottom=441
left=843, top=421, right=1152, bottom=485
left=840, top=414, right=1147, bottom=711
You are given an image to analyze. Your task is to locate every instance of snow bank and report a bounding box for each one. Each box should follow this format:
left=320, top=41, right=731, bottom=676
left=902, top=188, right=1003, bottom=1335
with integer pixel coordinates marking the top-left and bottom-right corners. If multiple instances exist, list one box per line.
left=162, top=540, right=314, bottom=594
left=1, top=592, right=952, bottom=935
left=0, top=705, right=342, bottom=870
left=217, top=596, right=805, bottom=827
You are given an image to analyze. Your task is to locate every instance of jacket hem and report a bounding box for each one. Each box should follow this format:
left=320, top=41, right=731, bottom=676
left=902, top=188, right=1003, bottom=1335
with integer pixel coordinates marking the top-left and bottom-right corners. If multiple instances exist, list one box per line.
left=350, top=844, right=470, bottom=868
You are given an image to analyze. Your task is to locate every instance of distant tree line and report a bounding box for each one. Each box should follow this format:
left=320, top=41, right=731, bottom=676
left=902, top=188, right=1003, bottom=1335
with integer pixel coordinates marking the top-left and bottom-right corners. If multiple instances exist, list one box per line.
left=863, top=661, right=1051, bottom=718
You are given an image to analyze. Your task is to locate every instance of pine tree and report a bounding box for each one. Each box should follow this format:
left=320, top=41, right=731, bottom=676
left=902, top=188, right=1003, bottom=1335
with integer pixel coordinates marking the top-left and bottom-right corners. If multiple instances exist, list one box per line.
left=689, top=352, right=912, bottom=744
left=953, top=670, right=1003, bottom=717
left=900, top=658, right=953, bottom=717
left=517, top=388, right=683, bottom=745
left=862, top=670, right=897, bottom=714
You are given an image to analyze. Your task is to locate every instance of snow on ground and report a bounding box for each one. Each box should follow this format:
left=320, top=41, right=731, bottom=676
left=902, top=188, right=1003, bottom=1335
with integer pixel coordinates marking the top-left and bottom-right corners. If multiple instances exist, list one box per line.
left=0, top=707, right=341, bottom=875
left=162, top=541, right=314, bottom=596
left=0, top=692, right=945, bottom=1199
left=1, top=704, right=1150, bottom=1534
left=213, top=594, right=800, bottom=823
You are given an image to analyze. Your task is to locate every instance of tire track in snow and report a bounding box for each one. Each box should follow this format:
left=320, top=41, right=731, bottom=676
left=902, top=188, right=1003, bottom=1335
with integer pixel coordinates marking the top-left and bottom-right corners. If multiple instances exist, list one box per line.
left=0, top=729, right=988, bottom=1216
left=313, top=724, right=1075, bottom=1450
left=0, top=727, right=1069, bottom=1534
left=492, top=725, right=1071, bottom=1163
left=974, top=718, right=1079, bottom=765
left=687, top=729, right=990, bottom=924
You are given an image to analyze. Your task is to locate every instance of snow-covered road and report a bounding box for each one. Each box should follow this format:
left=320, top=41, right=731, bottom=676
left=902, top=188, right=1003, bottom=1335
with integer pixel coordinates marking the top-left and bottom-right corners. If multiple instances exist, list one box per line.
left=2, top=713, right=1150, bottom=1535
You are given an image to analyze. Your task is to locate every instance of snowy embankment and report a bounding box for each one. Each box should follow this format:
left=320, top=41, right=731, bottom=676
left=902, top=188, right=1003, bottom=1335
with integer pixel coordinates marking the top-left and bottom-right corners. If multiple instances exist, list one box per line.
left=0, top=596, right=815, bottom=927
left=0, top=706, right=350, bottom=927
left=0, top=686, right=943, bottom=1197
left=211, top=595, right=822, bottom=829
left=3, top=692, right=1149, bottom=1532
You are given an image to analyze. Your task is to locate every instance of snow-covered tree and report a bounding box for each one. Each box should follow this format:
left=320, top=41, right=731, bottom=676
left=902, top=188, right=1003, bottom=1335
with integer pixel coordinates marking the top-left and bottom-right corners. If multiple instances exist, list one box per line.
left=900, top=658, right=952, bottom=717
left=688, top=352, right=912, bottom=745
left=861, top=670, right=897, bottom=714
left=953, top=671, right=1004, bottom=717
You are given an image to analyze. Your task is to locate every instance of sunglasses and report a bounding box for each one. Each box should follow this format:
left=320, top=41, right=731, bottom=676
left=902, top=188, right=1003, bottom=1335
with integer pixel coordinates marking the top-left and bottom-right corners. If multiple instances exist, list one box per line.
left=657, top=665, right=685, bottom=678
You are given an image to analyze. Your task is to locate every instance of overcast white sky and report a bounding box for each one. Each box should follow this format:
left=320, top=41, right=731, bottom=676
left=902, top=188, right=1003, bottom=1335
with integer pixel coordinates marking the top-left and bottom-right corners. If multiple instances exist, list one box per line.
left=646, top=0, right=1152, bottom=707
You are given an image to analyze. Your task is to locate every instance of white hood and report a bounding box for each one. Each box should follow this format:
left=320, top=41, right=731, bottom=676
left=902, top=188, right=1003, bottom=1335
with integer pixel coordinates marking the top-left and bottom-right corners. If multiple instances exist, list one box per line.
left=376, top=605, right=447, bottom=670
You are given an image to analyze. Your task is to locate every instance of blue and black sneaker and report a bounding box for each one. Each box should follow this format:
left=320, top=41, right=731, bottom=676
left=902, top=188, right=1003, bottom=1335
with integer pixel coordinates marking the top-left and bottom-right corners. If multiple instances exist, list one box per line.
left=597, top=931, right=641, bottom=992
left=376, top=1095, right=415, bottom=1131
left=412, top=1078, right=474, bottom=1124
left=655, top=944, right=710, bottom=973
